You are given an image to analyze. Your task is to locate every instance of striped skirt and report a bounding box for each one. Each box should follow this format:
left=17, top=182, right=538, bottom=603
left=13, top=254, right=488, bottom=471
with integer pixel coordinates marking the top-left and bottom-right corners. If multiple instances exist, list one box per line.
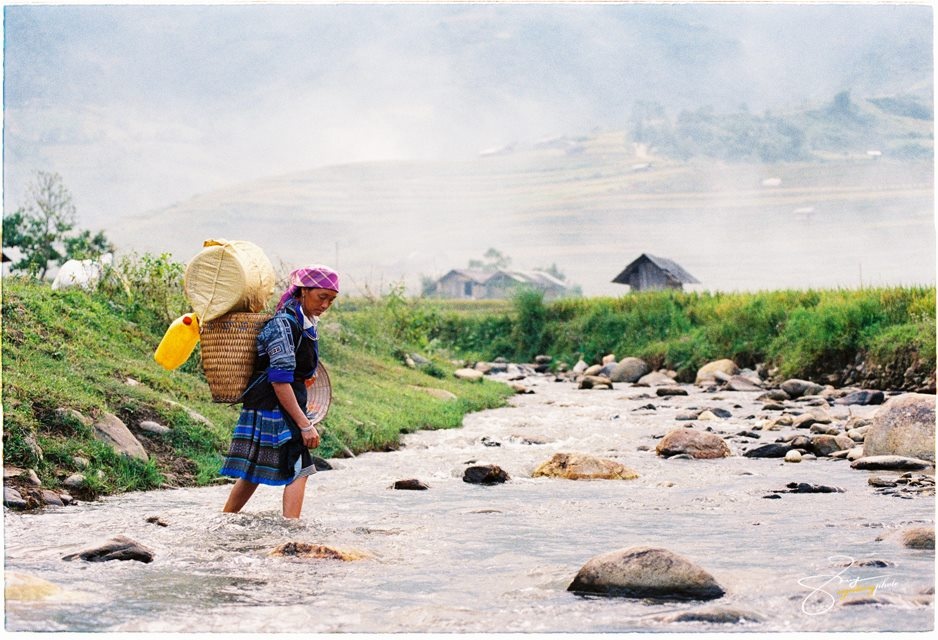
left=220, top=408, right=316, bottom=486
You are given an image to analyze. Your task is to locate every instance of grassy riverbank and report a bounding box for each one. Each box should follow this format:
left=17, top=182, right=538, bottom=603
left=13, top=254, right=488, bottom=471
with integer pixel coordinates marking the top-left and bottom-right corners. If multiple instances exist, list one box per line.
left=3, top=256, right=934, bottom=501
left=1, top=273, right=512, bottom=499
left=417, top=287, right=936, bottom=389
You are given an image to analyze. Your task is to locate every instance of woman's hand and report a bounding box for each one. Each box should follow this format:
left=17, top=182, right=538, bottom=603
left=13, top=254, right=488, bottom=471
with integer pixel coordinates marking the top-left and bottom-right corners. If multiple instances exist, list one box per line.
left=300, top=424, right=320, bottom=449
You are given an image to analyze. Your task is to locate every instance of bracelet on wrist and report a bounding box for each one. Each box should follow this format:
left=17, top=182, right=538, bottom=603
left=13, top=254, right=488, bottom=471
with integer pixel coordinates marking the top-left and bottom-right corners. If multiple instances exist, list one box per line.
left=300, top=423, right=316, bottom=433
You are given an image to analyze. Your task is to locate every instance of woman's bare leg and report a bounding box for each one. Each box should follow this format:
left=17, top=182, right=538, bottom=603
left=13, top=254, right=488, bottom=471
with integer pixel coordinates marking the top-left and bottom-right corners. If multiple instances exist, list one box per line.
left=282, top=475, right=309, bottom=519
left=223, top=478, right=259, bottom=513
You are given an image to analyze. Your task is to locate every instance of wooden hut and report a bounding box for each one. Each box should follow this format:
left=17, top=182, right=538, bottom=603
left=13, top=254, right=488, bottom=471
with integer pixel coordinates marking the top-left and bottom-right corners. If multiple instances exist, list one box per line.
left=433, top=269, right=492, bottom=299
left=612, top=254, right=699, bottom=292
left=432, top=268, right=567, bottom=300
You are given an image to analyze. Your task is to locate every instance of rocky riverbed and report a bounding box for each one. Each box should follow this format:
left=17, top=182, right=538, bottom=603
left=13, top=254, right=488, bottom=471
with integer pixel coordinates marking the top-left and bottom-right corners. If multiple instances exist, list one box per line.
left=4, top=362, right=935, bottom=633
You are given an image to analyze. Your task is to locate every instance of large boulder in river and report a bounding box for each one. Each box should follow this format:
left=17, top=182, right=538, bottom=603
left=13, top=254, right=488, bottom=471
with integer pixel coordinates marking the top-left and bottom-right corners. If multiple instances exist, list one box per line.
left=532, top=453, right=639, bottom=480
left=780, top=379, right=824, bottom=399
left=610, top=357, right=650, bottom=383
left=568, top=546, right=725, bottom=600
left=695, top=359, right=739, bottom=385
left=862, top=393, right=935, bottom=462
left=93, top=414, right=148, bottom=462
left=638, top=371, right=676, bottom=386
left=656, top=429, right=731, bottom=459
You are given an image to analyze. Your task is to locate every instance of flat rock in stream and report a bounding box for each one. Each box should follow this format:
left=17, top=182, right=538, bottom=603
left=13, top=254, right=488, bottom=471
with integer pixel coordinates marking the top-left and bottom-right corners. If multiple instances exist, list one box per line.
left=463, top=465, right=510, bottom=485
left=772, top=482, right=845, bottom=494
left=62, top=535, right=154, bottom=563
left=656, top=386, right=688, bottom=397
left=666, top=607, right=766, bottom=624
left=568, top=546, right=725, bottom=601
left=532, top=452, right=639, bottom=480
left=744, top=443, right=793, bottom=458
left=850, top=455, right=935, bottom=471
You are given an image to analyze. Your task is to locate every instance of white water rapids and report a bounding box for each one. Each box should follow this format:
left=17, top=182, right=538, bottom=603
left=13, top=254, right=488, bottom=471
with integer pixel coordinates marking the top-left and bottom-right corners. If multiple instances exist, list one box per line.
left=4, top=375, right=934, bottom=633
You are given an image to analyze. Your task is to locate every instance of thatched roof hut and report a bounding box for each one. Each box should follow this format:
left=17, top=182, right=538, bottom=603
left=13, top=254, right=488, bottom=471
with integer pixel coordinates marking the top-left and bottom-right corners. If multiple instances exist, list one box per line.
left=612, top=254, right=699, bottom=292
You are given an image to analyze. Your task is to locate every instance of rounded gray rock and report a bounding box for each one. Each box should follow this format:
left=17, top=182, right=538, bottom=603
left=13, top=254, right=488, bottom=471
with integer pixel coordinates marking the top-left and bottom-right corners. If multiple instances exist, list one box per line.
left=862, top=393, right=935, bottom=462
left=781, top=379, right=824, bottom=399
left=611, top=357, right=650, bottom=383
left=568, top=546, right=725, bottom=600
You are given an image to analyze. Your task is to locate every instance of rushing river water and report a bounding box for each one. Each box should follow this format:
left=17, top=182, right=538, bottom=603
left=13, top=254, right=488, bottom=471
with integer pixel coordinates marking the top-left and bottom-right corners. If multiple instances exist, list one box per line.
left=4, top=375, right=935, bottom=633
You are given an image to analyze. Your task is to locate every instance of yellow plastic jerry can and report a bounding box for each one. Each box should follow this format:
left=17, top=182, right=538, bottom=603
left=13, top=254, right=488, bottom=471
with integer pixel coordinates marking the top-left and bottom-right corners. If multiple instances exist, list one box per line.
left=154, top=313, right=201, bottom=370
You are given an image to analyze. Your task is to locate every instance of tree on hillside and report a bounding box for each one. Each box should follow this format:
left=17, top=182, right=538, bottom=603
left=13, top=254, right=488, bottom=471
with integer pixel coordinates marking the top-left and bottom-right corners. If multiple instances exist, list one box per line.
left=468, top=248, right=511, bottom=272
left=535, top=263, right=566, bottom=281
left=2, top=171, right=112, bottom=278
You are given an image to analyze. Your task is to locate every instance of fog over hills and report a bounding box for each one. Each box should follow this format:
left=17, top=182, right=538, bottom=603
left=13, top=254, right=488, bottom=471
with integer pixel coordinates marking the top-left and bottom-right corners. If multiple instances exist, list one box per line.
left=3, top=2, right=934, bottom=295
left=113, top=127, right=934, bottom=296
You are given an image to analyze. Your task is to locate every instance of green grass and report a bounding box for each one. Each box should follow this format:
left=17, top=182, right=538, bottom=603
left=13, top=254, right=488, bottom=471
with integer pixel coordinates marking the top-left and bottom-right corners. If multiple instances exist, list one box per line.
left=4, top=263, right=932, bottom=501
left=1, top=275, right=512, bottom=498
left=426, top=286, right=936, bottom=384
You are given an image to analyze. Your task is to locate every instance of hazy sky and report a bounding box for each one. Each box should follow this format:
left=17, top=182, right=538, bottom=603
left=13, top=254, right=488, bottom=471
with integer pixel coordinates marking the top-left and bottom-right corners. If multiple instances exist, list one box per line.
left=3, top=1, right=932, bottom=233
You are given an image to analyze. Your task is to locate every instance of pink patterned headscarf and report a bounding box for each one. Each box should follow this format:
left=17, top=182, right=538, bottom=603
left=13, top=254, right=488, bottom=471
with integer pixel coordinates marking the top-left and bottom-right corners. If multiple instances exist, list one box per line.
left=276, top=264, right=340, bottom=312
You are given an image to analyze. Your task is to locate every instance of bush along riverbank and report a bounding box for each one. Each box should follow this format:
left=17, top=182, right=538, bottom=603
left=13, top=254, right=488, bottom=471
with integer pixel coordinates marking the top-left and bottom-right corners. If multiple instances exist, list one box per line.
left=428, top=287, right=936, bottom=393
left=1, top=271, right=513, bottom=511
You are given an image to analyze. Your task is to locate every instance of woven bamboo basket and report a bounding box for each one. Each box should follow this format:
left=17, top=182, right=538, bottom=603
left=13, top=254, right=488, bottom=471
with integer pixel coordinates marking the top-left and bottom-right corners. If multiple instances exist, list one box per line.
left=200, top=312, right=333, bottom=419
left=200, top=312, right=271, bottom=403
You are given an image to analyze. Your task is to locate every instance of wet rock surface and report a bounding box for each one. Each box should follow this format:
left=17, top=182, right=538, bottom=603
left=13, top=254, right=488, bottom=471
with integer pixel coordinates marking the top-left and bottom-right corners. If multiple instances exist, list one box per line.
left=463, top=464, right=510, bottom=485
left=62, top=535, right=154, bottom=563
left=568, top=546, right=725, bottom=601
left=656, top=429, right=731, bottom=459
left=532, top=452, right=639, bottom=480
left=862, top=394, right=935, bottom=461
left=392, top=478, right=430, bottom=490
left=5, top=358, right=935, bottom=633
left=270, top=542, right=370, bottom=561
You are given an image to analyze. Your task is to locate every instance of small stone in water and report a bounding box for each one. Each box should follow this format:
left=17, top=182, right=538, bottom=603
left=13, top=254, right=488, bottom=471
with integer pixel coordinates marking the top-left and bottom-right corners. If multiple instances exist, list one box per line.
left=463, top=465, right=510, bottom=485
left=392, top=479, right=429, bottom=490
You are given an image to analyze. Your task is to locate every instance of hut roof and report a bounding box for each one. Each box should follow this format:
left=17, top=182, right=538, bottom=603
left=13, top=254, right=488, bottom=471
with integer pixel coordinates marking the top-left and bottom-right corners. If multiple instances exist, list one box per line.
left=439, top=268, right=566, bottom=289
left=612, top=253, right=700, bottom=285
left=439, top=269, right=492, bottom=284
left=489, top=269, right=567, bottom=289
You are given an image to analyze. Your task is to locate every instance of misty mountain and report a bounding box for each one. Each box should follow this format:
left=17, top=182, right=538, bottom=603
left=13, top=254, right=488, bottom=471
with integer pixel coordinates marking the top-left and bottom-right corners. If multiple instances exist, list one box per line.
left=3, top=2, right=933, bottom=231
left=111, top=91, right=934, bottom=297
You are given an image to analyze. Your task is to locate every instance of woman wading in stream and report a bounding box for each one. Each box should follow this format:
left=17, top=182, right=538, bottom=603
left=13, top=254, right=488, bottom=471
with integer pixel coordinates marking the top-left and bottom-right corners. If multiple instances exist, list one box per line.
left=220, top=265, right=339, bottom=518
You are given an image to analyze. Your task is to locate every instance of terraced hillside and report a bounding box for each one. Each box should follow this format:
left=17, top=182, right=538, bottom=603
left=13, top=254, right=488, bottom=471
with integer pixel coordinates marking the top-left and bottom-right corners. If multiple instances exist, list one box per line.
left=114, top=127, right=933, bottom=296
